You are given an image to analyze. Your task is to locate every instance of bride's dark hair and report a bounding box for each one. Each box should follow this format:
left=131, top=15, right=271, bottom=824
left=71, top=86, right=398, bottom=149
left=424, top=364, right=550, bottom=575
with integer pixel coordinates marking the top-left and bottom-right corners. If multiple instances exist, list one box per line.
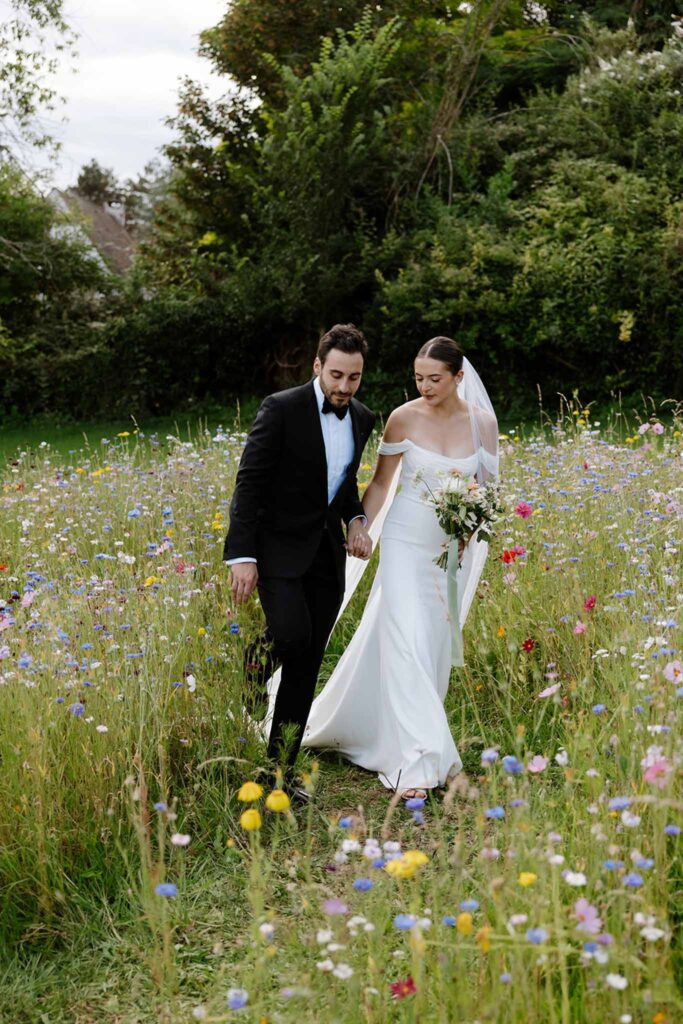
left=416, top=336, right=464, bottom=375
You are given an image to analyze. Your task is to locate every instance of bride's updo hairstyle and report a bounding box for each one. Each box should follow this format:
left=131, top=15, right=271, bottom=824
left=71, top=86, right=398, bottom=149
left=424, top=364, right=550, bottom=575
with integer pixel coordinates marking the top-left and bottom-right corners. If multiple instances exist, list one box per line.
left=416, top=336, right=464, bottom=376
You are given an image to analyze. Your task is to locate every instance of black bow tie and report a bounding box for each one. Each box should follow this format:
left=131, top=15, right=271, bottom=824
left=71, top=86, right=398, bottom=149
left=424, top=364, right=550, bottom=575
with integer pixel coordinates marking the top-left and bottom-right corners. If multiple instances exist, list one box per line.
left=322, top=397, right=349, bottom=420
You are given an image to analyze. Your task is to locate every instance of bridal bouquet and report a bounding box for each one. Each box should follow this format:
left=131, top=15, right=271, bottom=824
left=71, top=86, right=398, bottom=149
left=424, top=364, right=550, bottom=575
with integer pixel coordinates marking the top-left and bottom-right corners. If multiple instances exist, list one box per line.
left=429, top=470, right=504, bottom=570
left=415, top=469, right=503, bottom=668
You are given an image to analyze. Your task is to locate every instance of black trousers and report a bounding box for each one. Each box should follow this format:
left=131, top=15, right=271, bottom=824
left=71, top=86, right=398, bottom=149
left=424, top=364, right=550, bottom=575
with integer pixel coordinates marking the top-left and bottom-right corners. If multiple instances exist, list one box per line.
left=257, top=532, right=343, bottom=771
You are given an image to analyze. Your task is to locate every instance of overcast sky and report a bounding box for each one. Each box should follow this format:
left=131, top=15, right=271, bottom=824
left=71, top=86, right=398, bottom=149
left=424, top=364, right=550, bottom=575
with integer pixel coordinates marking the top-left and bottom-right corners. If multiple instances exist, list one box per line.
left=28, top=0, right=228, bottom=187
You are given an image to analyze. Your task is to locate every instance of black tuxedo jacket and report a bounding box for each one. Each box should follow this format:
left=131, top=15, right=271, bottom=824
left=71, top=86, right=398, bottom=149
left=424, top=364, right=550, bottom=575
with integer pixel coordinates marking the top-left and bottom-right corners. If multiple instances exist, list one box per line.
left=224, top=381, right=376, bottom=582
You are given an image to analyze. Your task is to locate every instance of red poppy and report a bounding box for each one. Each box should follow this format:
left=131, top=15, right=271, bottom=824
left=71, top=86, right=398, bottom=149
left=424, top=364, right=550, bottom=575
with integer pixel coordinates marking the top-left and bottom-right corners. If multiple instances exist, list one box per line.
left=500, top=550, right=517, bottom=564
left=390, top=976, right=417, bottom=999
left=583, top=595, right=597, bottom=611
left=0, top=563, right=7, bottom=571
left=522, top=638, right=535, bottom=652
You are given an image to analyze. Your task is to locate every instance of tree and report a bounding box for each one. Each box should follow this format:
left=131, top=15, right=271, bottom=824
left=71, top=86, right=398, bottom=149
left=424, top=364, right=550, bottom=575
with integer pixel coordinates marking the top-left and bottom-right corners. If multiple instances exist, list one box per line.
left=0, top=0, right=76, bottom=157
left=75, top=159, right=121, bottom=206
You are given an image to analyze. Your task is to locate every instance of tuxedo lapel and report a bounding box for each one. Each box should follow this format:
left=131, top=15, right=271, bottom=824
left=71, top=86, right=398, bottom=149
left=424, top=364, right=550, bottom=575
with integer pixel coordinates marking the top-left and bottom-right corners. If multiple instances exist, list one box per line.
left=304, top=381, right=328, bottom=502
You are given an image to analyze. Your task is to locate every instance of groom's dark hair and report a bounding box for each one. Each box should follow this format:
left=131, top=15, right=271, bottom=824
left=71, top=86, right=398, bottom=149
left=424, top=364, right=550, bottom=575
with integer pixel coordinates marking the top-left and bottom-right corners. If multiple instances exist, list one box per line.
left=317, top=323, right=368, bottom=364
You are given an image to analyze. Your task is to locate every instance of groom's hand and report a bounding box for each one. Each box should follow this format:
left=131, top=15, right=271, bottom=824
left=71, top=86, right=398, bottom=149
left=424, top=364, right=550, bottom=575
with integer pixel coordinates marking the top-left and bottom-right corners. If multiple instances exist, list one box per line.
left=230, top=562, right=259, bottom=605
left=346, top=520, right=372, bottom=560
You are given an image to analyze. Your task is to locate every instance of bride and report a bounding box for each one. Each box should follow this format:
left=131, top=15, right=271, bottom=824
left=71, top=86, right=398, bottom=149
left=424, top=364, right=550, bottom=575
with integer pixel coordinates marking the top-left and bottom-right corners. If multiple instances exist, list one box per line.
left=261, top=337, right=498, bottom=799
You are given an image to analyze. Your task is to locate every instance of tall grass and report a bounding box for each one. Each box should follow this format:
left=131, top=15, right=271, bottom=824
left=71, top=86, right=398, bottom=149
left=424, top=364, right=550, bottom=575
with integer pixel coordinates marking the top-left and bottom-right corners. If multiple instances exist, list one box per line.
left=0, top=401, right=681, bottom=1022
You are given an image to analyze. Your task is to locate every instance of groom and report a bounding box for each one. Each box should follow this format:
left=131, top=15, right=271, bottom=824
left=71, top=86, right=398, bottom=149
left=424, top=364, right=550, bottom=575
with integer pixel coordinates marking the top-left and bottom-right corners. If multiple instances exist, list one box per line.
left=224, top=324, right=376, bottom=787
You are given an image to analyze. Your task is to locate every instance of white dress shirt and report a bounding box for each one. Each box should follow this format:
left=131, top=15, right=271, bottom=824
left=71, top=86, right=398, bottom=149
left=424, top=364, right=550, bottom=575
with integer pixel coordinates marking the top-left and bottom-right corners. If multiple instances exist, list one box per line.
left=227, top=377, right=364, bottom=565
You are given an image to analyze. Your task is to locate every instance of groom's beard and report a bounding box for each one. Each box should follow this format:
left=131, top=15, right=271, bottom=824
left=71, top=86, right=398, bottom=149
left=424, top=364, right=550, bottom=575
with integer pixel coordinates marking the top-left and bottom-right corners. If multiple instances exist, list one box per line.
left=320, top=381, right=352, bottom=408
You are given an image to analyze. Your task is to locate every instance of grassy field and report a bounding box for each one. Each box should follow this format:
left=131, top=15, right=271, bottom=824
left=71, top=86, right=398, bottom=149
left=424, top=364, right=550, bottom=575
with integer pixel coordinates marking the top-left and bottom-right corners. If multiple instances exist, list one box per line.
left=0, top=401, right=681, bottom=1023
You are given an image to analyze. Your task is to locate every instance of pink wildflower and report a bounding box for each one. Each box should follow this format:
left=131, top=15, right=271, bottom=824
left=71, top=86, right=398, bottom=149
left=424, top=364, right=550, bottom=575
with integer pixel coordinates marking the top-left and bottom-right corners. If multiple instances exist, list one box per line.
left=527, top=755, right=548, bottom=773
left=515, top=502, right=534, bottom=519
left=574, top=898, right=602, bottom=936
left=637, top=423, right=650, bottom=435
left=663, top=660, right=682, bottom=684
left=538, top=683, right=561, bottom=699
left=652, top=422, right=664, bottom=435
left=643, top=758, right=672, bottom=789
left=583, top=595, right=597, bottom=612
left=573, top=621, right=587, bottom=635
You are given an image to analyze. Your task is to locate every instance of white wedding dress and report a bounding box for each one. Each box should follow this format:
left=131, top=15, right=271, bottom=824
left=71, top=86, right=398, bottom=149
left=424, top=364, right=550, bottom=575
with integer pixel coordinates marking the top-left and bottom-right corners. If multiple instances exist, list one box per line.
left=301, top=440, right=481, bottom=790
left=260, top=358, right=498, bottom=792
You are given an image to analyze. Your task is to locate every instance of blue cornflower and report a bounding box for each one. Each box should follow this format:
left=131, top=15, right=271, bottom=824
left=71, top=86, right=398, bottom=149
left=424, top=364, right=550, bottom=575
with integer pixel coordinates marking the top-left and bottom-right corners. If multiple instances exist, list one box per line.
left=154, top=801, right=168, bottom=812
left=481, top=748, right=499, bottom=765
left=339, top=817, right=352, bottom=829
left=226, top=988, right=248, bottom=1010
left=665, top=824, right=681, bottom=836
left=405, top=797, right=425, bottom=810
left=56, top=696, right=64, bottom=704
left=510, top=799, right=526, bottom=808
left=603, top=859, right=624, bottom=871
left=394, top=914, right=416, bottom=931
left=412, top=811, right=425, bottom=825
left=18, top=654, right=32, bottom=668
left=460, top=899, right=479, bottom=912
left=608, top=797, right=631, bottom=811
left=502, top=755, right=524, bottom=775
left=624, top=872, right=643, bottom=888
left=442, top=915, right=456, bottom=927
left=155, top=882, right=178, bottom=898
left=635, top=858, right=654, bottom=871
left=592, top=704, right=606, bottom=714
left=127, top=509, right=141, bottom=518
left=485, top=806, right=505, bottom=819
left=500, top=972, right=512, bottom=984
left=68, top=701, right=85, bottom=717
left=526, top=928, right=549, bottom=945
left=230, top=624, right=240, bottom=635
left=372, top=858, right=386, bottom=869
left=353, top=878, right=373, bottom=892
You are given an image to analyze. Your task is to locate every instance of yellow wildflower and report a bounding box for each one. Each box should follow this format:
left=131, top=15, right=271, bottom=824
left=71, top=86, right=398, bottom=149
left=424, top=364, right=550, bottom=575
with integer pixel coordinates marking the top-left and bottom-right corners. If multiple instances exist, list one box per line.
left=143, top=576, right=159, bottom=588
left=497, top=625, right=506, bottom=637
left=237, top=781, right=263, bottom=802
left=265, top=789, right=291, bottom=812
left=240, top=808, right=262, bottom=831
left=403, top=849, right=428, bottom=866
left=385, top=858, right=416, bottom=879
left=456, top=912, right=473, bottom=935
left=476, top=926, right=492, bottom=952
left=117, top=431, right=130, bottom=437
left=518, top=872, right=537, bottom=887
left=198, top=627, right=206, bottom=637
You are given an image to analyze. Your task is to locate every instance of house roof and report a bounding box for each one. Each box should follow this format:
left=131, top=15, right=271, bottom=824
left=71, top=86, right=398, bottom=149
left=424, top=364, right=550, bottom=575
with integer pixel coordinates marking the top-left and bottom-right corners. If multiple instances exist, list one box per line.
left=49, top=189, right=136, bottom=274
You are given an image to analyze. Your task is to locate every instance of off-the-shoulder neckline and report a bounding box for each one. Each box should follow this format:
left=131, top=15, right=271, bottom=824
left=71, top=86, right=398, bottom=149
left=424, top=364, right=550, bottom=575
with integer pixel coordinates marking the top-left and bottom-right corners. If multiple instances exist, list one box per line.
left=383, top=439, right=479, bottom=462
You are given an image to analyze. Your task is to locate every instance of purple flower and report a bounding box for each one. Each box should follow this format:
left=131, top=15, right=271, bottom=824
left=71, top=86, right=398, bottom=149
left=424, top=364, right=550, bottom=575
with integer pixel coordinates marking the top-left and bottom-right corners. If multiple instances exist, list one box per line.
left=405, top=797, right=425, bottom=810
left=154, top=801, right=168, bottom=812
left=526, top=927, right=549, bottom=945
left=68, top=701, right=85, bottom=717
left=155, top=882, right=178, bottom=898
left=664, top=824, right=680, bottom=836
left=481, top=748, right=499, bottom=765
left=592, top=704, right=606, bottom=714
left=500, top=972, right=512, bottom=984
left=624, top=872, right=643, bottom=888
left=608, top=797, right=631, bottom=811
left=323, top=898, right=348, bottom=916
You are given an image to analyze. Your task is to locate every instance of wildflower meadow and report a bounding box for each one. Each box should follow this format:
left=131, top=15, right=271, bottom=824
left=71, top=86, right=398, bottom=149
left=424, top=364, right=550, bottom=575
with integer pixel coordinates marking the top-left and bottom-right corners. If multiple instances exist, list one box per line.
left=0, top=401, right=681, bottom=1023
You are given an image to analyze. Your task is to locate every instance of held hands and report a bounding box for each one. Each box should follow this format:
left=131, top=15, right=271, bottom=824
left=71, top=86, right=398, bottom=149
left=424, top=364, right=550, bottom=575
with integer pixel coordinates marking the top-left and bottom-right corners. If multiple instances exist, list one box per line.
left=230, top=562, right=259, bottom=605
left=346, top=519, right=373, bottom=560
